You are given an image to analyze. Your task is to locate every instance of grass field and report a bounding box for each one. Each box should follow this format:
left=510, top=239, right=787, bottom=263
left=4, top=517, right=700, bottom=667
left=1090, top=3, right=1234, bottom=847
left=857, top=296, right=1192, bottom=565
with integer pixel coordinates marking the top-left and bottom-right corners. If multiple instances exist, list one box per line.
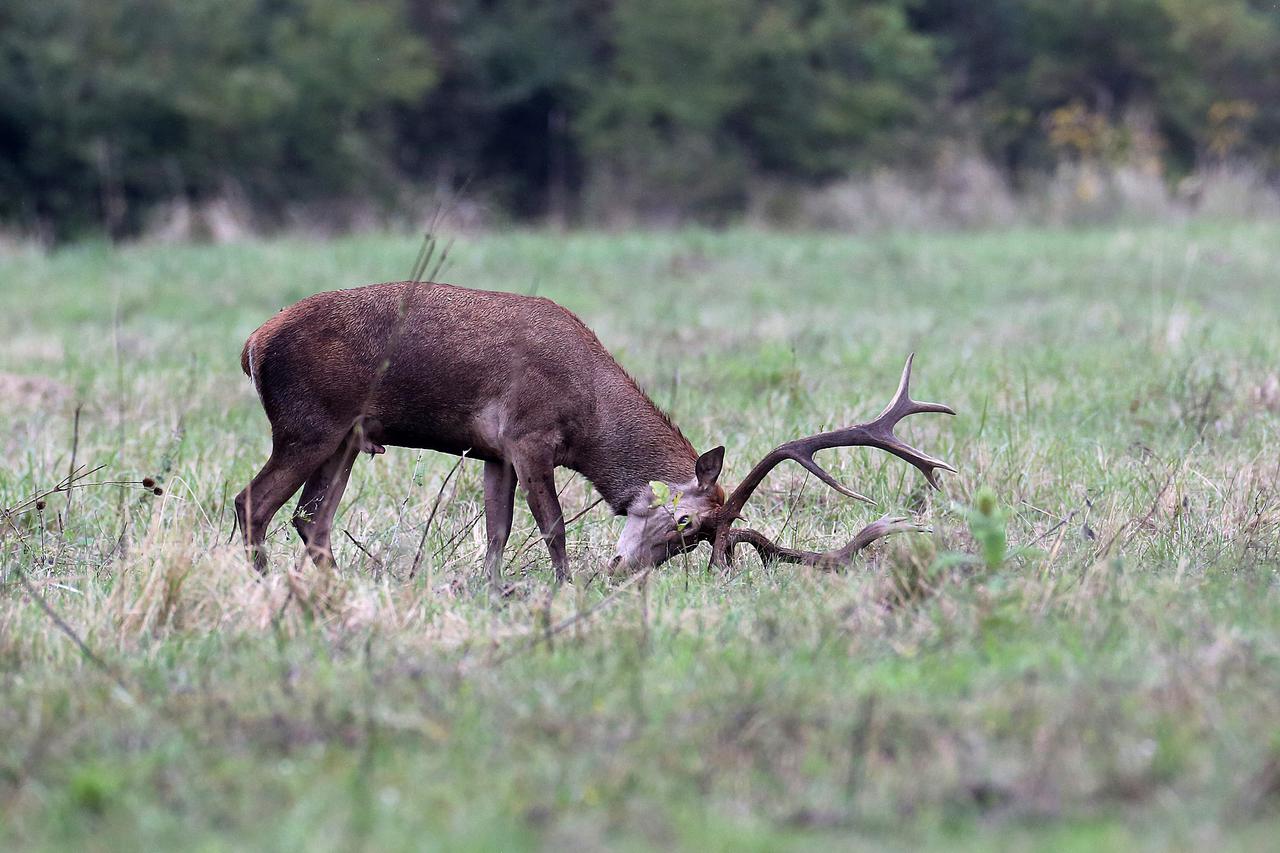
left=3, top=222, right=1280, bottom=850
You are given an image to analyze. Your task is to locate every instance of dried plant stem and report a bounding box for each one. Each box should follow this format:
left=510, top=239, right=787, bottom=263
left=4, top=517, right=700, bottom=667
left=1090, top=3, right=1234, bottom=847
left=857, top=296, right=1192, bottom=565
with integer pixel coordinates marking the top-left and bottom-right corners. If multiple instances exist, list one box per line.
left=410, top=452, right=467, bottom=578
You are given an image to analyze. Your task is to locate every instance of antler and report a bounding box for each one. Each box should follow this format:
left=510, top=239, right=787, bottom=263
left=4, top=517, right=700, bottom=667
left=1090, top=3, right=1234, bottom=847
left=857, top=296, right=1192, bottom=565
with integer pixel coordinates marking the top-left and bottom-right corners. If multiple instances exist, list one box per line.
left=709, top=354, right=956, bottom=568
left=723, top=515, right=926, bottom=569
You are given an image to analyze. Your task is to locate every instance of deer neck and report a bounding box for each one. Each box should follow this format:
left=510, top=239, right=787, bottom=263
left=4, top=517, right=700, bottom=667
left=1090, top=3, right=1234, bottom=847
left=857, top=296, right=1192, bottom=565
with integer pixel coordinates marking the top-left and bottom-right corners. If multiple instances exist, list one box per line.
left=572, top=393, right=697, bottom=515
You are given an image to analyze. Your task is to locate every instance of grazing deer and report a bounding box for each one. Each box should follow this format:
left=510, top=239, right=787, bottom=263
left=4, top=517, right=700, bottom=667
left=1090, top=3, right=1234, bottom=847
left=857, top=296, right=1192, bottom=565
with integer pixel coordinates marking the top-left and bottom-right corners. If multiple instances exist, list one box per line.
left=235, top=281, right=955, bottom=586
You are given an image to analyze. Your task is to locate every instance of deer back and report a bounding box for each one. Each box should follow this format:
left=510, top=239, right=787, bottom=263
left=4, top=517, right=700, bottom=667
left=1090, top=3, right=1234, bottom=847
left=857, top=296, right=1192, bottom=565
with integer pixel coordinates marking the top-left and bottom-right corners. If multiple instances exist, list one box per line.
left=242, top=282, right=697, bottom=508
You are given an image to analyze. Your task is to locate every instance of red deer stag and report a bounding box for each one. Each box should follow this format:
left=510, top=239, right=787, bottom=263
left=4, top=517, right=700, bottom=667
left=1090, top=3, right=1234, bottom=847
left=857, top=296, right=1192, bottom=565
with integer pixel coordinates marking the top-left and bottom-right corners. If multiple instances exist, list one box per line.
left=235, top=282, right=955, bottom=586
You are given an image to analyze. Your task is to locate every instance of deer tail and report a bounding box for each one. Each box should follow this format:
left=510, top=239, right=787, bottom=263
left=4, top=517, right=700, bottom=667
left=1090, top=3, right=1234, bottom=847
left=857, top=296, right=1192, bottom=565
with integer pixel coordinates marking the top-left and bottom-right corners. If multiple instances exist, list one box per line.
left=240, top=331, right=262, bottom=399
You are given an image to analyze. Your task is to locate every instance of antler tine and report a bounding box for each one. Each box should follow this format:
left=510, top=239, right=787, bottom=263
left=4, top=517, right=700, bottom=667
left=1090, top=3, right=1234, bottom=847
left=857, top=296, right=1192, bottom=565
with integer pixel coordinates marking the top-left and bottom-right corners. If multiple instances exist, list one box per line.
left=856, top=353, right=957, bottom=489
left=878, top=352, right=958, bottom=423
left=790, top=452, right=874, bottom=505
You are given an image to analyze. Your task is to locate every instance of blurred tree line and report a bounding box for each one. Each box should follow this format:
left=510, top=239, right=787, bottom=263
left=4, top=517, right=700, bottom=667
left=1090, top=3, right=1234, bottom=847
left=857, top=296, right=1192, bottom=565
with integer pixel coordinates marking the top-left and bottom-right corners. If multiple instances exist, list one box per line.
left=1, top=0, right=1277, bottom=238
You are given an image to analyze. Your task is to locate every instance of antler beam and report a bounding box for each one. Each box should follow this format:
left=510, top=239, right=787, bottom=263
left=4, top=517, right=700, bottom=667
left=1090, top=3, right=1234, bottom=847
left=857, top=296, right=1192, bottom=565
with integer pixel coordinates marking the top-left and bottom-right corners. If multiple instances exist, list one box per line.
left=722, top=515, right=925, bottom=569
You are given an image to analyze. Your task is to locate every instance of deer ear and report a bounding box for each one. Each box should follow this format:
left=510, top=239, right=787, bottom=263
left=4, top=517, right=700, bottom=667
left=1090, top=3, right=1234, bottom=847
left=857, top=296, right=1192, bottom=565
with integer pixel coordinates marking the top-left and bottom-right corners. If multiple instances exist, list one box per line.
left=695, top=446, right=725, bottom=489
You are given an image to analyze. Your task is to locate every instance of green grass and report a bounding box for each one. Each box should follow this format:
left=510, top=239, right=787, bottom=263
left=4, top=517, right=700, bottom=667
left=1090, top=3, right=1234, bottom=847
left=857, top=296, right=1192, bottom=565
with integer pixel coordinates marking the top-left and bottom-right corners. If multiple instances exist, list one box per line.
left=2, top=222, right=1279, bottom=850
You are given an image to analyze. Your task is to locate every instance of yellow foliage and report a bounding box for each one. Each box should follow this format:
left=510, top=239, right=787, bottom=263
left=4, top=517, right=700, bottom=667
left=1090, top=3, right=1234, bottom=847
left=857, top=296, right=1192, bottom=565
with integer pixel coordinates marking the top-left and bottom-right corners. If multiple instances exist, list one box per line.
left=1207, top=100, right=1258, bottom=158
left=1047, top=101, right=1117, bottom=161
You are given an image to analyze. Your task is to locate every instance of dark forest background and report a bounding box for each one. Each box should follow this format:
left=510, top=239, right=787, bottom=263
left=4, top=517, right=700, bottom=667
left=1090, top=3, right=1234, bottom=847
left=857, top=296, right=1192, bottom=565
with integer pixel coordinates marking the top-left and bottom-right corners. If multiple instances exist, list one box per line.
left=3, top=0, right=1279, bottom=240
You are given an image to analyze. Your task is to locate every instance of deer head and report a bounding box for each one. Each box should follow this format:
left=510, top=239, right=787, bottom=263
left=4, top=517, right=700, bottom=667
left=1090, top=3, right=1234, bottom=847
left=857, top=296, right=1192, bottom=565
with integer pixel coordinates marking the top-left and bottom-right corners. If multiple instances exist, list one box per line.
left=611, top=354, right=956, bottom=572
left=610, top=446, right=727, bottom=570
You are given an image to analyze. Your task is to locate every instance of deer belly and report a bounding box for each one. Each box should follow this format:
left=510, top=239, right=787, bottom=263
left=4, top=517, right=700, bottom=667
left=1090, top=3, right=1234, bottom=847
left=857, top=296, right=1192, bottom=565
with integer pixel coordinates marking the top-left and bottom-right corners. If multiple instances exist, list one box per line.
left=377, top=424, right=503, bottom=462
left=373, top=399, right=507, bottom=462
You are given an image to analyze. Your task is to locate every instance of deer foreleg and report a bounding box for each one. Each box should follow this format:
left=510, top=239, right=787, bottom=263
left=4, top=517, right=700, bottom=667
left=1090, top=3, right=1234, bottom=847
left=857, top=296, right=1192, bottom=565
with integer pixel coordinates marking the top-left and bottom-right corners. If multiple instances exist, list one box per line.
left=514, top=457, right=569, bottom=583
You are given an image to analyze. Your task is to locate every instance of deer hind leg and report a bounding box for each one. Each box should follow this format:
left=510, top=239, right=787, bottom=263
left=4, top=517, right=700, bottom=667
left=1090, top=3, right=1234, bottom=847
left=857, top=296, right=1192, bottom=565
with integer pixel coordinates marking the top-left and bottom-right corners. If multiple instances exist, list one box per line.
left=292, top=432, right=362, bottom=568
left=512, top=455, right=568, bottom=583
left=482, top=459, right=518, bottom=590
left=235, top=437, right=342, bottom=573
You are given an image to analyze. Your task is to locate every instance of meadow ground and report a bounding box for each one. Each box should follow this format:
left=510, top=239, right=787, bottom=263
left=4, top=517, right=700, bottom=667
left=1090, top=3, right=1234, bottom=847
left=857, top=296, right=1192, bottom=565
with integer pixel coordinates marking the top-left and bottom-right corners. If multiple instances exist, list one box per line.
left=2, top=222, right=1279, bottom=850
